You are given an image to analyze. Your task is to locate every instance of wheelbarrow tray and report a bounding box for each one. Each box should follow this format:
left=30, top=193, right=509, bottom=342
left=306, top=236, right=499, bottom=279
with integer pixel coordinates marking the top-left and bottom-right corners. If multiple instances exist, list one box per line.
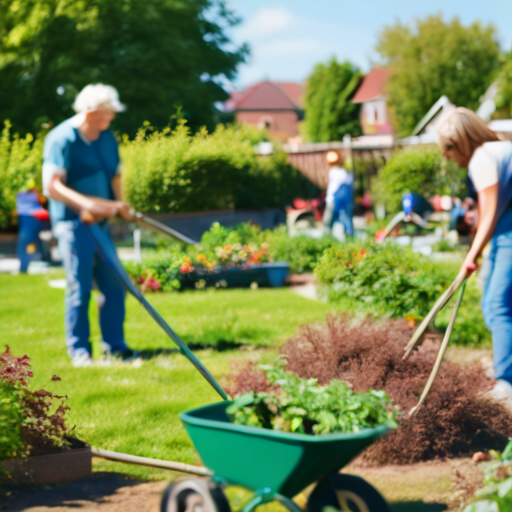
left=180, top=402, right=387, bottom=498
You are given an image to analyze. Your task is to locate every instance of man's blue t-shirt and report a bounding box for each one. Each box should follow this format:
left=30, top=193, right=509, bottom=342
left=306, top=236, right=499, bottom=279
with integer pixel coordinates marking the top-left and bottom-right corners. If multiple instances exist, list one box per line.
left=42, top=115, right=120, bottom=223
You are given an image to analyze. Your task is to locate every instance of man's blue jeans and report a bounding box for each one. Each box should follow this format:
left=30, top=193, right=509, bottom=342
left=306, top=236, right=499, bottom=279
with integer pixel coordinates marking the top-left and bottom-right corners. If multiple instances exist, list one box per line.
left=482, top=208, right=512, bottom=384
left=54, top=220, right=127, bottom=357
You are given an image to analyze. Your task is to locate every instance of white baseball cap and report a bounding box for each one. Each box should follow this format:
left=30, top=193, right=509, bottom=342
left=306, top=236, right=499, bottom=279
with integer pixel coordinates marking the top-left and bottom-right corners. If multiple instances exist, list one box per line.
left=73, top=84, right=126, bottom=113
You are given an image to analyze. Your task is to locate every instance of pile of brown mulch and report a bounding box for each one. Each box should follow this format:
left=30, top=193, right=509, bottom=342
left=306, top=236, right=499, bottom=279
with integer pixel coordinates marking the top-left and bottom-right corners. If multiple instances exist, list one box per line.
left=226, top=316, right=512, bottom=465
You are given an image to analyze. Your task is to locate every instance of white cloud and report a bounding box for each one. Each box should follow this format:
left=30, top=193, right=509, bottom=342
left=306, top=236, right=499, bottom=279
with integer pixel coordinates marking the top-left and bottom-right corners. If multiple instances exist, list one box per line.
left=238, top=7, right=295, bottom=41
left=257, top=38, right=324, bottom=58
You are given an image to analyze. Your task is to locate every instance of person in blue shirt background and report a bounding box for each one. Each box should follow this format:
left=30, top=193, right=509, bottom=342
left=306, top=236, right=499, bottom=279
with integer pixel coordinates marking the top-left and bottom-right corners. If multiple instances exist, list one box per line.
left=43, top=84, right=136, bottom=367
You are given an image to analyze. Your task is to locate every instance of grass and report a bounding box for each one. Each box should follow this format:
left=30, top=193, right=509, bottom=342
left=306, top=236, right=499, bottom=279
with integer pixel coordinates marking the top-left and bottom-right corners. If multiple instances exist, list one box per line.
left=0, top=272, right=334, bottom=479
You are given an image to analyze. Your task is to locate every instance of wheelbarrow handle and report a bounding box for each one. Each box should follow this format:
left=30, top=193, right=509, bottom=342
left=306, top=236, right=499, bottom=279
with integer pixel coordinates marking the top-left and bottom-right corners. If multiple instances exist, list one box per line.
left=407, top=279, right=467, bottom=417
left=131, top=210, right=199, bottom=245
left=403, top=272, right=467, bottom=360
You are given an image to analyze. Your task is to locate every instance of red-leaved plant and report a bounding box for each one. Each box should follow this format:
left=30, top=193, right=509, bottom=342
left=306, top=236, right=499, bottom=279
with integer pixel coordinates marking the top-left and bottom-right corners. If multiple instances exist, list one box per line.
left=0, top=346, right=70, bottom=457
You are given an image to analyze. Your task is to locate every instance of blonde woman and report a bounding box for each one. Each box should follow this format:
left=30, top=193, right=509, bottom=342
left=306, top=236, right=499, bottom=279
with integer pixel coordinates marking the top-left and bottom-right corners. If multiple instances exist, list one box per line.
left=438, top=107, right=512, bottom=402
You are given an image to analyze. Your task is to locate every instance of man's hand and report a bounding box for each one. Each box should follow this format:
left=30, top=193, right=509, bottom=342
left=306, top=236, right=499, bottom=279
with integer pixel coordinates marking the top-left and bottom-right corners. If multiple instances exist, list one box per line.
left=80, top=202, right=119, bottom=224
left=115, top=201, right=135, bottom=221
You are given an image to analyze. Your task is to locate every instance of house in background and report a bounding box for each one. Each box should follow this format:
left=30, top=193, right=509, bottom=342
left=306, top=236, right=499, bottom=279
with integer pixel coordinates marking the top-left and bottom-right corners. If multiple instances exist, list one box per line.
left=352, top=67, right=393, bottom=136
left=224, top=81, right=304, bottom=142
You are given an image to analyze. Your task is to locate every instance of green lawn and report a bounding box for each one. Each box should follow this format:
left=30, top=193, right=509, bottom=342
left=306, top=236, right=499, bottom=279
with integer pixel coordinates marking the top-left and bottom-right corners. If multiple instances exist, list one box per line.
left=0, top=273, right=334, bottom=478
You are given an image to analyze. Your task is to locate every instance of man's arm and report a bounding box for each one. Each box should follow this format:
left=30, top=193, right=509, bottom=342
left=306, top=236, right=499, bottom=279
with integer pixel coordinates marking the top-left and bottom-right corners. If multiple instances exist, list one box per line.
left=47, top=175, right=119, bottom=223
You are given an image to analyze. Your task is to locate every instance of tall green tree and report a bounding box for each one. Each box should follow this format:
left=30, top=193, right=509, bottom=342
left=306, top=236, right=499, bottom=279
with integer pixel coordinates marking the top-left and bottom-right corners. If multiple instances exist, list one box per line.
left=495, top=51, right=512, bottom=118
left=0, top=0, right=247, bottom=136
left=376, top=15, right=501, bottom=136
left=304, top=59, right=362, bottom=142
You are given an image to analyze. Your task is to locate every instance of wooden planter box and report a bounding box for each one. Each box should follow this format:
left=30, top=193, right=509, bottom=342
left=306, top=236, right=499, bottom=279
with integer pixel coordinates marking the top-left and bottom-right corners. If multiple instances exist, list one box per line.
left=2, top=438, right=92, bottom=486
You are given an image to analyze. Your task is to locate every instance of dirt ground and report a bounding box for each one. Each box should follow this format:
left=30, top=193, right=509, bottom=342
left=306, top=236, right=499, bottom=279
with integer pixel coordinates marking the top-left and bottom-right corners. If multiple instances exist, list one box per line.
left=1, top=457, right=481, bottom=512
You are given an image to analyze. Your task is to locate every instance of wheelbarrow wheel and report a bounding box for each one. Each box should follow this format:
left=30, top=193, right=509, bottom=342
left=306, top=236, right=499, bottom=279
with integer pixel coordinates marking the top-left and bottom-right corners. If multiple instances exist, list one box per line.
left=161, top=477, right=230, bottom=512
left=307, top=474, right=390, bottom=512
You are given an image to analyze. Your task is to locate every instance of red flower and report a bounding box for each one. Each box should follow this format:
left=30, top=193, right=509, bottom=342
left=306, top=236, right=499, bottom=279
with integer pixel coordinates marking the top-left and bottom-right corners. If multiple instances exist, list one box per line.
left=141, top=277, right=161, bottom=293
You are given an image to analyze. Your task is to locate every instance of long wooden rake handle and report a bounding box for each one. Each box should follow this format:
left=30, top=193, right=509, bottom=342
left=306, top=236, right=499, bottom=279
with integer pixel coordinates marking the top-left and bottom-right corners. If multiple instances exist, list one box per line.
left=403, top=272, right=467, bottom=360
left=407, top=280, right=466, bottom=417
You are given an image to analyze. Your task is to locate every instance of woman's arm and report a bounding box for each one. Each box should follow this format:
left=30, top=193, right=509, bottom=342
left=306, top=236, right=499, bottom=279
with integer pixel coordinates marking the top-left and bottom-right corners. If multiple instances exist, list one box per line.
left=462, top=183, right=499, bottom=275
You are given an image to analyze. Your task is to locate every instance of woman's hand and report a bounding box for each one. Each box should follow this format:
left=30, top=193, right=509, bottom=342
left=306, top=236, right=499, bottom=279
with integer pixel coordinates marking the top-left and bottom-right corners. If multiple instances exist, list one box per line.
left=461, top=255, right=478, bottom=277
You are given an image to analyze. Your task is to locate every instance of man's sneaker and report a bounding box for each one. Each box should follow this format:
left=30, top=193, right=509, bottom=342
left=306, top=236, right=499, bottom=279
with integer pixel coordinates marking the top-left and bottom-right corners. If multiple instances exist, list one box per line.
left=71, top=352, right=93, bottom=367
left=488, top=379, right=512, bottom=412
left=111, top=349, right=141, bottom=361
left=100, top=342, right=141, bottom=365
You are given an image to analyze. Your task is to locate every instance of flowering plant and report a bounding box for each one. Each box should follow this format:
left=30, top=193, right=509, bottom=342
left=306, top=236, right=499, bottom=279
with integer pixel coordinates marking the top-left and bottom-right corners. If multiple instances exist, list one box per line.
left=0, top=346, right=70, bottom=462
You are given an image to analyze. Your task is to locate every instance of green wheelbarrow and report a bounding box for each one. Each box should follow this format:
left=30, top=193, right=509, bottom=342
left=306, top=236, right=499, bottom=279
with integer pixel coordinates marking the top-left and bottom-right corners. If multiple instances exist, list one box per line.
left=161, top=402, right=390, bottom=512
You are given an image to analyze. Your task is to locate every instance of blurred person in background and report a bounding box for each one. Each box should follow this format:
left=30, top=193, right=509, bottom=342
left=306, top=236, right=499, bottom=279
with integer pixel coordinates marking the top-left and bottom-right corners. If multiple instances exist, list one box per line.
left=438, top=107, right=512, bottom=405
left=322, top=151, right=354, bottom=239
left=43, top=84, right=136, bottom=367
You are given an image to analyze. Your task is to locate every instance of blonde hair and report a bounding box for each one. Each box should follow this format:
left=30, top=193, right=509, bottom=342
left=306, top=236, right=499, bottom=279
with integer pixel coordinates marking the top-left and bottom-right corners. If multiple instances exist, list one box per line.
left=438, top=107, right=499, bottom=160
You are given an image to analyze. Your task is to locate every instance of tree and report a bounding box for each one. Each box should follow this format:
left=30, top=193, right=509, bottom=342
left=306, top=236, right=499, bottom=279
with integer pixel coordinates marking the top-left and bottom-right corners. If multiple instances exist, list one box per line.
left=304, top=59, right=362, bottom=142
left=376, top=15, right=501, bottom=136
left=0, top=0, right=247, bottom=136
left=495, top=51, right=512, bottom=118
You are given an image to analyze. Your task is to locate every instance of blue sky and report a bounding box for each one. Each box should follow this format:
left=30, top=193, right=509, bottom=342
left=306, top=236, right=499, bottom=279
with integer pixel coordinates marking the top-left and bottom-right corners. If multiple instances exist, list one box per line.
left=226, top=0, right=512, bottom=88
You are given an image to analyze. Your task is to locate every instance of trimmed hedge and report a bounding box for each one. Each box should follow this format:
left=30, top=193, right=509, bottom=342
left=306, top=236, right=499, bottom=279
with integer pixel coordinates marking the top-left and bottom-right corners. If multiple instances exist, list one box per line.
left=121, top=123, right=311, bottom=213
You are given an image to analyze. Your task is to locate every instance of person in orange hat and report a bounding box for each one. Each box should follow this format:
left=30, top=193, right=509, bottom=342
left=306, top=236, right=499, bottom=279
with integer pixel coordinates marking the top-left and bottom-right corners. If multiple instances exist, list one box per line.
left=322, top=151, right=354, bottom=238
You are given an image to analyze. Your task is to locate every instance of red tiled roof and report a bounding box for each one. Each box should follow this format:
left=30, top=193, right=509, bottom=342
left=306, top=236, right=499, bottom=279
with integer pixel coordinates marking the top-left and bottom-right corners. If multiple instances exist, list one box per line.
left=352, top=67, right=390, bottom=103
left=225, top=81, right=303, bottom=112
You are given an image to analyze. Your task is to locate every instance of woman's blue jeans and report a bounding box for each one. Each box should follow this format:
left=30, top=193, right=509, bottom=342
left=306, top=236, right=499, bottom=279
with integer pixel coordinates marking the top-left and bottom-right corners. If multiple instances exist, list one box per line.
left=482, top=208, right=512, bottom=384
left=54, top=220, right=127, bottom=358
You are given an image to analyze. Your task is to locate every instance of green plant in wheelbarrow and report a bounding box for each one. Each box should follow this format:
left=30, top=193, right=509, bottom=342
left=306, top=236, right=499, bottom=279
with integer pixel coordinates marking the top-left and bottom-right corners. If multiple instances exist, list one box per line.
left=226, top=365, right=398, bottom=435
left=162, top=365, right=399, bottom=512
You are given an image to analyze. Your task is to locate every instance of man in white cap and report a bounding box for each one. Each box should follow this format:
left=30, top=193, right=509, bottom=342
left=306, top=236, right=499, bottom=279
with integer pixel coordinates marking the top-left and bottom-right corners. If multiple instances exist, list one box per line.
left=43, top=84, right=135, bottom=366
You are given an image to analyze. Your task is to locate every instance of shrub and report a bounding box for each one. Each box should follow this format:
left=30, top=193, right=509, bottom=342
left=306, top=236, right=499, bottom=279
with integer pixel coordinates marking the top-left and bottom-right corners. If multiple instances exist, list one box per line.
left=0, top=346, right=70, bottom=462
left=315, top=239, right=452, bottom=318
left=228, top=316, right=512, bottom=464
left=0, top=122, right=44, bottom=229
left=372, top=146, right=466, bottom=213
left=121, top=122, right=311, bottom=214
